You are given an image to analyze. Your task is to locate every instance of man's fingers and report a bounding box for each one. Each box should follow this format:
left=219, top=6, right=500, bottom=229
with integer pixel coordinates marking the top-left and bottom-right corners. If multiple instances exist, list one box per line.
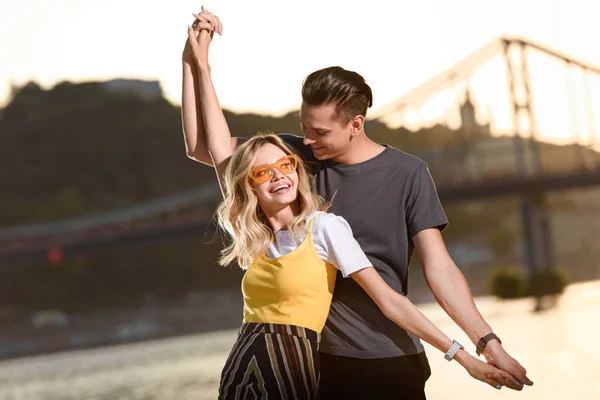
left=502, top=372, right=524, bottom=390
left=214, top=15, right=223, bottom=35
left=508, top=362, right=532, bottom=386
left=522, top=375, right=534, bottom=386
left=192, top=13, right=211, bottom=25
left=208, top=12, right=222, bottom=35
left=196, top=11, right=216, bottom=28
left=192, top=12, right=207, bottom=20
left=516, top=368, right=533, bottom=386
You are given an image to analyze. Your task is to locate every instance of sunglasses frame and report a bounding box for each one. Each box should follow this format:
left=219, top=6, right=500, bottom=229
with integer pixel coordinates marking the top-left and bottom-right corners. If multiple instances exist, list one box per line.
left=247, top=154, right=301, bottom=184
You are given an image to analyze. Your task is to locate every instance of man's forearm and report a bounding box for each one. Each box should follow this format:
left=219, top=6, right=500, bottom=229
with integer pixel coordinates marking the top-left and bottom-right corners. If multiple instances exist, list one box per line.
left=423, top=260, right=493, bottom=345
left=196, top=62, right=234, bottom=171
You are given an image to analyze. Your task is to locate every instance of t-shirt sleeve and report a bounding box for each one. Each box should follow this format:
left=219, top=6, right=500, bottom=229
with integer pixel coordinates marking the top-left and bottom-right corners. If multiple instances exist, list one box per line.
left=405, top=162, right=449, bottom=238
left=313, top=214, right=372, bottom=278
left=278, top=134, right=320, bottom=174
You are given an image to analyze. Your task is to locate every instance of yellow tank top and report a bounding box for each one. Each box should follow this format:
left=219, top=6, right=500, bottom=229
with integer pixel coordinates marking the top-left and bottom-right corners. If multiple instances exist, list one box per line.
left=241, top=215, right=337, bottom=333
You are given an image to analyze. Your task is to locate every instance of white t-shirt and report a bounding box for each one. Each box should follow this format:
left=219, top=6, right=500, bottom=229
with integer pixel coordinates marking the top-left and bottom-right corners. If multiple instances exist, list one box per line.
left=267, top=212, right=372, bottom=277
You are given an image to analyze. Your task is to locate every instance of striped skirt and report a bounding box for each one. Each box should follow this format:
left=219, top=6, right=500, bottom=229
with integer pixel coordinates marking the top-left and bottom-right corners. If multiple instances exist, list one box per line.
left=218, top=323, right=321, bottom=400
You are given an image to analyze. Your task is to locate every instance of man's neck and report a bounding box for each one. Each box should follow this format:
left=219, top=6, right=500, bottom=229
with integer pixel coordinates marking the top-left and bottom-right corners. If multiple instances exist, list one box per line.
left=332, top=134, right=385, bottom=165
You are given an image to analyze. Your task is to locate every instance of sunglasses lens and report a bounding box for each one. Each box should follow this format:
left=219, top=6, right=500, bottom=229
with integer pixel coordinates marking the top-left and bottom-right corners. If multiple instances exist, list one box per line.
left=250, top=168, right=271, bottom=183
left=278, top=156, right=298, bottom=173
left=249, top=156, right=298, bottom=184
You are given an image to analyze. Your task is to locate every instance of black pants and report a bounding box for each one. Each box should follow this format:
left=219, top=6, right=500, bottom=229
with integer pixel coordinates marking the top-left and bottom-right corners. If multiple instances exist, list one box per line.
left=319, top=352, right=431, bottom=400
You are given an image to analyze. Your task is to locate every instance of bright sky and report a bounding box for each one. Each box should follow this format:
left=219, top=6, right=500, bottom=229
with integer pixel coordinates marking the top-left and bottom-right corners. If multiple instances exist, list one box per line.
left=2, top=0, right=600, bottom=132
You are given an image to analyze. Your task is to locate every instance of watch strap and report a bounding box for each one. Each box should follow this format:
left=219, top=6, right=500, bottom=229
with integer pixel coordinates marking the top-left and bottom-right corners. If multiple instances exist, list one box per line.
left=444, top=340, right=464, bottom=361
left=476, top=333, right=501, bottom=356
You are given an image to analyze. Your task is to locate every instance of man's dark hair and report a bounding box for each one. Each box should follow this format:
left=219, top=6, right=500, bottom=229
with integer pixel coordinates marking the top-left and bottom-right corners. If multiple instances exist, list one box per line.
left=301, top=66, right=373, bottom=124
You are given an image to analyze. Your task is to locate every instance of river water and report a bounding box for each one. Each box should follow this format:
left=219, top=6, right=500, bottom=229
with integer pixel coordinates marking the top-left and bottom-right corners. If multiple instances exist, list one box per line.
left=1, top=281, right=599, bottom=400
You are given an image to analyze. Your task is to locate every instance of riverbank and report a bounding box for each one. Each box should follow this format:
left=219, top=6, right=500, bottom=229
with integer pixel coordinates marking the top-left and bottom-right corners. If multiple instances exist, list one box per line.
left=1, top=280, right=598, bottom=399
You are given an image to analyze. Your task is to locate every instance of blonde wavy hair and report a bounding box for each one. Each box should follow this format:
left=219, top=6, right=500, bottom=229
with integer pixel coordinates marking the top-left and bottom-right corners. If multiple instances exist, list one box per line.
left=217, top=133, right=325, bottom=269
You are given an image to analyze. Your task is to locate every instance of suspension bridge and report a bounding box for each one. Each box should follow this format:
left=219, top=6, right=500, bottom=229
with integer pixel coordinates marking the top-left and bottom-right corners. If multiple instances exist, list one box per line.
left=2, top=36, right=600, bottom=277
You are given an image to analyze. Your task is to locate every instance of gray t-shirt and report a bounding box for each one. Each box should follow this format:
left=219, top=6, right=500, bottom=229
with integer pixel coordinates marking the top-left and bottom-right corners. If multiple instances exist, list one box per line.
left=281, top=134, right=448, bottom=359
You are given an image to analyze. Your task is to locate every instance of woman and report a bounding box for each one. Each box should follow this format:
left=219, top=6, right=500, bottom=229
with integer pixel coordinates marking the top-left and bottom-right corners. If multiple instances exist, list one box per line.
left=183, top=9, right=516, bottom=399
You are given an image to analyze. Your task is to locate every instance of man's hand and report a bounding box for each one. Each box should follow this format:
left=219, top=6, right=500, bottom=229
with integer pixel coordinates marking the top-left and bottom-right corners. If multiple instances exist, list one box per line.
left=483, top=340, right=533, bottom=389
left=455, top=350, right=522, bottom=391
left=414, top=229, right=534, bottom=391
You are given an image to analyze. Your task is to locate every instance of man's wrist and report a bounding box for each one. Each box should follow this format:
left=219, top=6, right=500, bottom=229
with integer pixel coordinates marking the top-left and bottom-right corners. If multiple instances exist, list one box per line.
left=475, top=332, right=502, bottom=355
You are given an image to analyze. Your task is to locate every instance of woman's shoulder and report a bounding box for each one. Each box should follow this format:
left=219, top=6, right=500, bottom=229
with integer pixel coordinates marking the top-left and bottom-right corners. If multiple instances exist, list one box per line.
left=311, top=212, right=350, bottom=234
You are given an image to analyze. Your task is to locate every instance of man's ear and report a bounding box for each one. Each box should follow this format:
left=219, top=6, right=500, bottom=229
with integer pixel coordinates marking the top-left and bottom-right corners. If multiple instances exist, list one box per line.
left=350, top=114, right=365, bottom=138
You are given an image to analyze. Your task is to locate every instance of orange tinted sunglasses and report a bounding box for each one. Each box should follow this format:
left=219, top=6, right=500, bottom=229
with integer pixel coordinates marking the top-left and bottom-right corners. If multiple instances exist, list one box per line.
left=248, top=154, right=300, bottom=184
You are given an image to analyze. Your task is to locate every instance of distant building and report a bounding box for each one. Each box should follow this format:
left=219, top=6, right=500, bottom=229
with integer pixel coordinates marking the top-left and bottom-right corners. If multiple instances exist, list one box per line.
left=459, top=89, right=491, bottom=136
left=100, top=79, right=163, bottom=101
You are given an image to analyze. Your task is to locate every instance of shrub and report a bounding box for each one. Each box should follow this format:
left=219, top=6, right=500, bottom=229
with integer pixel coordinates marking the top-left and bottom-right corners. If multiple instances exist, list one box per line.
left=526, top=267, right=569, bottom=297
left=487, top=267, right=527, bottom=299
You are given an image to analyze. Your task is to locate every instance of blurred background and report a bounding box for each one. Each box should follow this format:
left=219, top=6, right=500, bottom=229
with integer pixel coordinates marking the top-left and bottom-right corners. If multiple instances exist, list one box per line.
left=1, top=0, right=599, bottom=399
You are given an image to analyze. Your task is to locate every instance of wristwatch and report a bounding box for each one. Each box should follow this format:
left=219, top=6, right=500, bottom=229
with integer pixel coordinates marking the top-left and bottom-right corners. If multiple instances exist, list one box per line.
left=444, top=340, right=464, bottom=361
left=476, top=333, right=502, bottom=356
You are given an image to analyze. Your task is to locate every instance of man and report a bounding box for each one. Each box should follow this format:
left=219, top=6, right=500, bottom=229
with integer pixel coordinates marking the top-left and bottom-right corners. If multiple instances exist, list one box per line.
left=181, top=10, right=532, bottom=399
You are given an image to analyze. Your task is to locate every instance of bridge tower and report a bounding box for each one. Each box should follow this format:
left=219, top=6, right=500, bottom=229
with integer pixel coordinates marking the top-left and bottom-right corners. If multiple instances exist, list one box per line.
left=504, top=39, right=553, bottom=278
left=374, top=36, right=600, bottom=278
